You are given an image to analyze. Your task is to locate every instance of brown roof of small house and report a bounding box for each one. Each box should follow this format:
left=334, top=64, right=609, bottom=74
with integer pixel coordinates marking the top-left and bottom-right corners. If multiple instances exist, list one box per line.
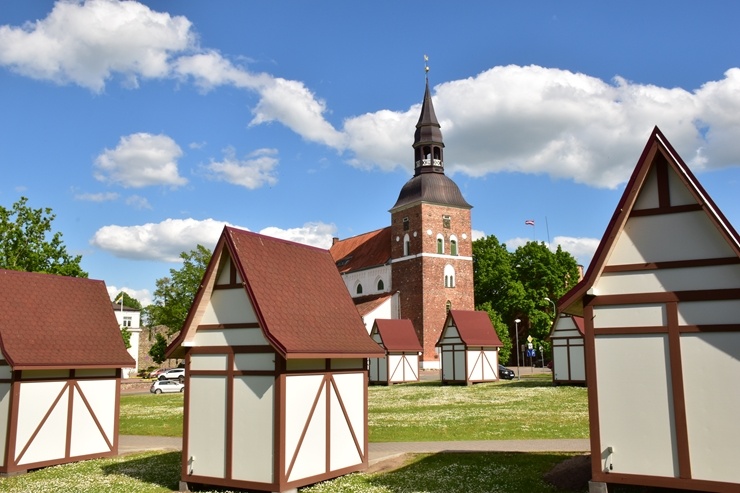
left=372, top=319, right=422, bottom=352
left=441, top=310, right=503, bottom=347
left=353, top=292, right=394, bottom=317
left=558, top=127, right=740, bottom=317
left=0, top=269, right=135, bottom=370
left=329, top=227, right=391, bottom=274
left=169, top=227, right=384, bottom=359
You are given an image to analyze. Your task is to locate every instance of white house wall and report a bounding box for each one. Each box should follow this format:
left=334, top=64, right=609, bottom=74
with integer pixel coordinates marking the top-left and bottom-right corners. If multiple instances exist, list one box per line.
left=70, top=379, right=117, bottom=457
left=231, top=375, right=275, bottom=484
left=681, top=333, right=740, bottom=483
left=200, top=289, right=258, bottom=325
left=187, top=375, right=227, bottom=479
left=0, top=359, right=10, bottom=468
left=341, top=265, right=391, bottom=298
left=466, top=349, right=497, bottom=382
left=388, top=354, right=419, bottom=382
left=362, top=298, right=394, bottom=334
left=329, top=373, right=364, bottom=471
left=193, top=327, right=267, bottom=347
left=595, top=335, right=678, bottom=478
left=551, top=317, right=585, bottom=383
left=285, top=374, right=327, bottom=482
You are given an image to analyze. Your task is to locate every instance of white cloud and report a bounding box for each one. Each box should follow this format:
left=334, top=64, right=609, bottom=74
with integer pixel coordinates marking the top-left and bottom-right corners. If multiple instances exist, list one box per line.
left=90, top=217, right=229, bottom=261
left=471, top=229, right=486, bottom=241
left=259, top=222, right=337, bottom=249
left=125, top=194, right=152, bottom=210
left=0, top=0, right=194, bottom=92
left=204, top=147, right=278, bottom=189
left=90, top=217, right=337, bottom=261
left=94, top=133, right=187, bottom=188
left=340, top=65, right=712, bottom=189
left=74, top=191, right=119, bottom=202
left=552, top=235, right=601, bottom=270
left=107, top=285, right=152, bottom=307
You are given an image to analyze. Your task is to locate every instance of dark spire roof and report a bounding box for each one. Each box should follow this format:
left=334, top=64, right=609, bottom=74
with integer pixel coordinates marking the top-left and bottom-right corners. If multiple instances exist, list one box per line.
left=390, top=80, right=472, bottom=212
left=414, top=81, right=444, bottom=149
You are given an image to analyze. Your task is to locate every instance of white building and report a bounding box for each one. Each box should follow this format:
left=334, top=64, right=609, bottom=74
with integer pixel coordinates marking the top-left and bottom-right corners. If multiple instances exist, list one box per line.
left=112, top=302, right=141, bottom=378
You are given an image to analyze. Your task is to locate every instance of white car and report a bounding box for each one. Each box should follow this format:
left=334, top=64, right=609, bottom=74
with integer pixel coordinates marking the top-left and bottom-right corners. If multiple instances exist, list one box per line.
left=150, top=380, right=184, bottom=394
left=158, top=368, right=185, bottom=382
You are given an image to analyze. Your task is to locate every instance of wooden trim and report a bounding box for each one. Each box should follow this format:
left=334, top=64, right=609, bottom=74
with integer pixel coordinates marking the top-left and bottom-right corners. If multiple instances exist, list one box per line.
left=667, top=301, right=691, bottom=479
left=592, top=470, right=739, bottom=493
left=212, top=283, right=242, bottom=290
left=602, top=256, right=739, bottom=273
left=284, top=374, right=325, bottom=480
left=584, top=304, right=603, bottom=481
left=188, top=345, right=273, bottom=354
left=591, top=288, right=740, bottom=305
left=595, top=326, right=669, bottom=335
left=197, top=323, right=260, bottom=330
left=180, top=352, right=191, bottom=481
left=73, top=381, right=114, bottom=452
left=274, top=357, right=286, bottom=489
left=629, top=203, right=702, bottom=217
left=329, top=376, right=364, bottom=462
left=224, top=351, right=234, bottom=481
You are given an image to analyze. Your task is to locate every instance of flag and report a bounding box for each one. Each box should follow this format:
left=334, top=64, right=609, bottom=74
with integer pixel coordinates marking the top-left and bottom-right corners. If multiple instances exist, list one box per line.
left=115, top=295, right=123, bottom=304
left=525, top=220, right=535, bottom=226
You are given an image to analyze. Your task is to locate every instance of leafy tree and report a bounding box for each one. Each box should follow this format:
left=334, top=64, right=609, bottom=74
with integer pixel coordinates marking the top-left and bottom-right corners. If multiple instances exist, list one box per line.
left=120, top=327, right=132, bottom=349
left=477, top=301, right=511, bottom=364
left=0, top=196, right=86, bottom=277
left=149, top=333, right=168, bottom=365
left=473, top=235, right=580, bottom=364
left=113, top=291, right=142, bottom=310
left=146, top=245, right=211, bottom=335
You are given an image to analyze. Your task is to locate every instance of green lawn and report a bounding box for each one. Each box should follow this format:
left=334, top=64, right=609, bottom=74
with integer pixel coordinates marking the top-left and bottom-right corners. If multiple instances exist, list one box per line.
left=119, top=374, right=589, bottom=442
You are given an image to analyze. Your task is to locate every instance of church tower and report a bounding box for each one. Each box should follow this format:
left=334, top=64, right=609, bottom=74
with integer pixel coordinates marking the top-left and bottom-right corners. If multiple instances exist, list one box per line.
left=389, top=79, right=474, bottom=369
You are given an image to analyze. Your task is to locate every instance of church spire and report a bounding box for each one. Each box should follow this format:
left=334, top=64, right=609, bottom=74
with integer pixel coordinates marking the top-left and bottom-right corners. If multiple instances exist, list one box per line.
left=413, top=61, right=445, bottom=176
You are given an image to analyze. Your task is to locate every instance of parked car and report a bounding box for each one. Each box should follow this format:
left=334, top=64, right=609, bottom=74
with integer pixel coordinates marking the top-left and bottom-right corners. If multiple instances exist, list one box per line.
left=150, top=380, right=184, bottom=394
left=498, top=364, right=515, bottom=380
left=158, top=368, right=185, bottom=383
left=148, top=368, right=166, bottom=379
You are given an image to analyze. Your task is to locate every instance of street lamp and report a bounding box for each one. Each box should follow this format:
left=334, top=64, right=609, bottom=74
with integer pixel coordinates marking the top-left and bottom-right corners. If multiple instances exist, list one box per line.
left=544, top=297, right=556, bottom=316
left=514, top=318, right=521, bottom=380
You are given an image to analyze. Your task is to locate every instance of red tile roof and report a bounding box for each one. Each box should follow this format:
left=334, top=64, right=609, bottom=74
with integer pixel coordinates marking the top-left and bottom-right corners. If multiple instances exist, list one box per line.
left=172, top=227, right=384, bottom=359
left=353, top=292, right=394, bottom=317
left=442, top=310, right=503, bottom=347
left=0, top=269, right=135, bottom=370
left=329, top=227, right=391, bottom=274
left=372, top=319, right=422, bottom=352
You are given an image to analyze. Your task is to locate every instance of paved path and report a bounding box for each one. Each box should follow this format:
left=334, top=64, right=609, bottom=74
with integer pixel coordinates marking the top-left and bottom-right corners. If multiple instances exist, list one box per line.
left=119, top=436, right=589, bottom=465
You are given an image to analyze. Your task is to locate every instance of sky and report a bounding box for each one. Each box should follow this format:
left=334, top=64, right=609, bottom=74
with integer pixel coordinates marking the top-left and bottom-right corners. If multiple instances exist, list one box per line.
left=1, top=1, right=740, bottom=306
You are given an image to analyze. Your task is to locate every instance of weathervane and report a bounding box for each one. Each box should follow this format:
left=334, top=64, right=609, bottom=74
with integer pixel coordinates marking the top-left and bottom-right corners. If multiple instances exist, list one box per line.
left=424, top=54, right=429, bottom=80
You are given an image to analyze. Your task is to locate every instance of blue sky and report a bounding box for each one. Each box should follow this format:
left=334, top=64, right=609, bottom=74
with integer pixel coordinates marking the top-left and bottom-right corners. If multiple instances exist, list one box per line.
left=1, top=1, right=739, bottom=306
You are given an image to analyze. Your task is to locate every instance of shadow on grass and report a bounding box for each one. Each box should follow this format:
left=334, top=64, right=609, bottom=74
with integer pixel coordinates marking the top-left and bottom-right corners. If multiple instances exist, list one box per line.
left=363, top=451, right=587, bottom=493
left=102, top=451, right=181, bottom=490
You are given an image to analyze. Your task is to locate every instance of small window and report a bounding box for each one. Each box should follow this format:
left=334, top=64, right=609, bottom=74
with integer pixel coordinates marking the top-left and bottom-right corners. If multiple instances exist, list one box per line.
left=403, top=234, right=410, bottom=256
left=444, top=265, right=456, bottom=288
left=377, top=279, right=384, bottom=291
left=356, top=284, right=363, bottom=295
left=446, top=300, right=452, bottom=312
left=436, top=237, right=443, bottom=254
left=403, top=217, right=409, bottom=231
left=443, top=215, right=451, bottom=229
left=450, top=239, right=458, bottom=256
left=123, top=316, right=132, bottom=327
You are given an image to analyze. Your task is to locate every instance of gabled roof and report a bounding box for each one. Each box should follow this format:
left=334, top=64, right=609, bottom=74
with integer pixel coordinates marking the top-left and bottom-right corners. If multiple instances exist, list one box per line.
left=329, top=227, right=391, bottom=274
left=547, top=314, right=585, bottom=340
left=353, top=292, right=395, bottom=318
left=170, top=227, right=384, bottom=359
left=439, top=310, right=503, bottom=347
left=371, top=319, right=422, bottom=352
left=559, top=127, right=740, bottom=316
left=0, top=269, right=135, bottom=370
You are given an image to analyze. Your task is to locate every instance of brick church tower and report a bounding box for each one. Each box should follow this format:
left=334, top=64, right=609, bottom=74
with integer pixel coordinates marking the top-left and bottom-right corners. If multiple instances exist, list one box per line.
left=389, top=80, right=474, bottom=369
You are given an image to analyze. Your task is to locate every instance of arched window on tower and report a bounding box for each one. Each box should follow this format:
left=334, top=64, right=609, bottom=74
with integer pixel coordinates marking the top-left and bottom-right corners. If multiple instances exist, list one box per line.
left=403, top=233, right=410, bottom=256
left=436, top=234, right=444, bottom=254
left=450, top=235, right=458, bottom=256
left=444, top=264, right=456, bottom=288
left=446, top=300, right=452, bottom=313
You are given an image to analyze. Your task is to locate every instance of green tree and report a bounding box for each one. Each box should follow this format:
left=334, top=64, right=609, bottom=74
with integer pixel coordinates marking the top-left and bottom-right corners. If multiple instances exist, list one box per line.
left=473, top=235, right=580, bottom=364
left=0, top=196, right=86, bottom=277
left=113, top=291, right=142, bottom=310
left=149, top=333, right=168, bottom=365
left=120, top=327, right=132, bottom=349
left=146, top=244, right=211, bottom=335
left=477, top=301, right=511, bottom=364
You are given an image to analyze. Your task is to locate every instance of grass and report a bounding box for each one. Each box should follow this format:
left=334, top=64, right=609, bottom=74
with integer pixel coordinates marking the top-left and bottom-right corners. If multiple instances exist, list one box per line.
left=369, top=375, right=588, bottom=442
left=0, top=450, right=586, bottom=493
left=119, top=393, right=183, bottom=437
left=120, top=373, right=589, bottom=442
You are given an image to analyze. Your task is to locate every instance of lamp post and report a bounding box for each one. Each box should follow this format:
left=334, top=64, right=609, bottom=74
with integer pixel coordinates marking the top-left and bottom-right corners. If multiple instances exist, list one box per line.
left=544, top=297, right=556, bottom=316
left=514, top=318, right=521, bottom=381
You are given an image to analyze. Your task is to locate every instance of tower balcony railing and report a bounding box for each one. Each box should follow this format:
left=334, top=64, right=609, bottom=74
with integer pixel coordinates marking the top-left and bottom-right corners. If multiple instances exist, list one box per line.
left=415, top=158, right=443, bottom=168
